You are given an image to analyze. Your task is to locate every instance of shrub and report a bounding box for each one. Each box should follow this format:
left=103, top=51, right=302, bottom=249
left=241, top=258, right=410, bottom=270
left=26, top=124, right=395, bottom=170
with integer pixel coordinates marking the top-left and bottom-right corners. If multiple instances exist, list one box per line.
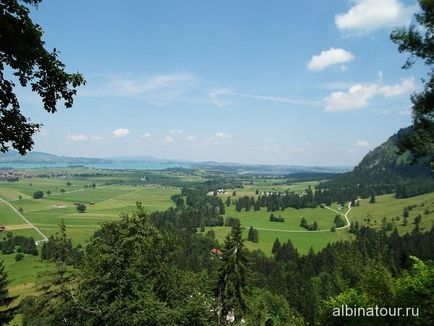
left=15, top=253, right=24, bottom=261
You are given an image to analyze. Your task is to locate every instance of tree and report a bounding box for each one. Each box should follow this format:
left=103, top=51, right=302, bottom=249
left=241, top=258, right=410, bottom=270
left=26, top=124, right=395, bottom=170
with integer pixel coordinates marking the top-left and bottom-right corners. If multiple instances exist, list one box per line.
left=76, top=203, right=86, bottom=213
left=0, top=260, right=17, bottom=325
left=32, top=190, right=43, bottom=199
left=271, top=238, right=281, bottom=255
left=390, top=0, right=434, bottom=165
left=247, top=226, right=259, bottom=243
left=369, top=194, right=375, bottom=203
left=217, top=219, right=248, bottom=325
left=0, top=0, right=85, bottom=154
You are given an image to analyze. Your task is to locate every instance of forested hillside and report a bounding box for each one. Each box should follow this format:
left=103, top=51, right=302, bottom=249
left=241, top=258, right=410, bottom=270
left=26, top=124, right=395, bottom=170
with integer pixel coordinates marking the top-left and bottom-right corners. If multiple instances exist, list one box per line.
left=321, top=127, right=434, bottom=198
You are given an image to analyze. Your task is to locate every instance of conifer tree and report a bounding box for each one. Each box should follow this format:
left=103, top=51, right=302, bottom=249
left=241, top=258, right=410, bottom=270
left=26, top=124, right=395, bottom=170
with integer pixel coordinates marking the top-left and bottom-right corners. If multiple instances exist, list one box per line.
left=217, top=220, right=248, bottom=325
left=0, top=261, right=17, bottom=325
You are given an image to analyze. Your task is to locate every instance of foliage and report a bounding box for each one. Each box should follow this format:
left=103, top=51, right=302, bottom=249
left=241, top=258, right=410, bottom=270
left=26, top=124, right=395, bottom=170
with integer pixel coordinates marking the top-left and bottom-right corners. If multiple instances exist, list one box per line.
left=391, top=0, right=434, bottom=165
left=0, top=260, right=17, bottom=325
left=0, top=0, right=85, bottom=154
left=245, top=288, right=304, bottom=326
left=76, top=203, right=86, bottom=213
left=0, top=235, right=37, bottom=255
left=32, top=190, right=43, bottom=199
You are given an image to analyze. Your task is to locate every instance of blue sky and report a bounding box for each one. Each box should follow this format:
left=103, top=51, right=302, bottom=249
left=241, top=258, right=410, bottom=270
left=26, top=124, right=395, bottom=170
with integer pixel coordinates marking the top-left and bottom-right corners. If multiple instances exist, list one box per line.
left=19, top=0, right=426, bottom=166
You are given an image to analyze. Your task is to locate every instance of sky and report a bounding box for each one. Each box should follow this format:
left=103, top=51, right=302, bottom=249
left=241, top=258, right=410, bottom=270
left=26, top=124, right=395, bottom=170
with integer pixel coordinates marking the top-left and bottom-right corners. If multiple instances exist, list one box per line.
left=17, top=0, right=427, bottom=166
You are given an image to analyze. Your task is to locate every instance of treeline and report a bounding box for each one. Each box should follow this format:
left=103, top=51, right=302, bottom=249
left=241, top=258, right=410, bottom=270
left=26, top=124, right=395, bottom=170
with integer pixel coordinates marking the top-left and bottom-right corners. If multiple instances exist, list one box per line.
left=231, top=186, right=362, bottom=212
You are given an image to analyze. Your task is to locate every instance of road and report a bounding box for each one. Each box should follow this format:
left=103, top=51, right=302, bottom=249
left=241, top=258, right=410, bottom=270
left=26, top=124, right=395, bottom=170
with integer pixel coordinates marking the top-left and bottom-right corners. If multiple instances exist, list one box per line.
left=0, top=197, right=48, bottom=244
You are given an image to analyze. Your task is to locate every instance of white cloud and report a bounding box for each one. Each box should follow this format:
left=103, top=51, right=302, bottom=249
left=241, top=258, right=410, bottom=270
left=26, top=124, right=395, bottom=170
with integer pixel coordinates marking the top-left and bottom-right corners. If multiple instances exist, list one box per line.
left=169, top=129, right=184, bottom=134
left=112, top=128, right=130, bottom=138
left=141, top=132, right=152, bottom=140
left=66, top=133, right=88, bottom=142
left=211, top=132, right=232, bottom=140
left=324, top=77, right=416, bottom=112
left=162, top=135, right=175, bottom=144
left=354, top=140, right=370, bottom=147
left=324, top=84, right=377, bottom=112
left=308, top=48, right=355, bottom=71
left=186, top=135, right=195, bottom=142
left=335, top=0, right=416, bottom=35
left=378, top=77, right=416, bottom=97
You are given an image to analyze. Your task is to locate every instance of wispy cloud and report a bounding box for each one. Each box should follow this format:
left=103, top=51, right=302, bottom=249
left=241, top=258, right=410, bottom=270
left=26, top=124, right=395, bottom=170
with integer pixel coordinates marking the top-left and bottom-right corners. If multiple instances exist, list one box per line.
left=208, top=88, right=320, bottom=109
left=354, top=140, right=370, bottom=147
left=141, top=132, right=152, bottom=140
left=335, top=0, right=416, bottom=35
left=83, top=72, right=198, bottom=106
left=66, top=133, right=88, bottom=142
left=308, top=48, right=355, bottom=71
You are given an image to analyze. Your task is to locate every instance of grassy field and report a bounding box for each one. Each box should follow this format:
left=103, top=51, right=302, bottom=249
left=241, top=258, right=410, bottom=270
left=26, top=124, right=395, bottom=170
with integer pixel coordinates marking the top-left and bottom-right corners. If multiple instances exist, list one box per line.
left=205, top=191, right=434, bottom=255
left=0, top=172, right=181, bottom=245
left=347, top=192, right=434, bottom=234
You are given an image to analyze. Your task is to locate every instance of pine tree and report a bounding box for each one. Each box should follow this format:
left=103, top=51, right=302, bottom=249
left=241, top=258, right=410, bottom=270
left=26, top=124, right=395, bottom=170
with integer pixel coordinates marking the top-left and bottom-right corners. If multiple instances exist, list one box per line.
left=272, top=238, right=281, bottom=255
left=217, top=220, right=248, bottom=325
left=369, top=195, right=376, bottom=203
left=0, top=261, right=17, bottom=325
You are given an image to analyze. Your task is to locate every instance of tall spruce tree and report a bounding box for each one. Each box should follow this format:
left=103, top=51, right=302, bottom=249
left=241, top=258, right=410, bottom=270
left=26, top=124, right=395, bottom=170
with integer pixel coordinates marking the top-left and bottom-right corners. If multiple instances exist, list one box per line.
left=217, top=220, right=248, bottom=325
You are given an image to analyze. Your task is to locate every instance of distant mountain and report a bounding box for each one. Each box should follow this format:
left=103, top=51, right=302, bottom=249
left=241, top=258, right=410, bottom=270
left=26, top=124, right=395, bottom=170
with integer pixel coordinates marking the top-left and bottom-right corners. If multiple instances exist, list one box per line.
left=0, top=151, right=110, bottom=164
left=325, top=126, right=433, bottom=187
left=0, top=150, right=351, bottom=175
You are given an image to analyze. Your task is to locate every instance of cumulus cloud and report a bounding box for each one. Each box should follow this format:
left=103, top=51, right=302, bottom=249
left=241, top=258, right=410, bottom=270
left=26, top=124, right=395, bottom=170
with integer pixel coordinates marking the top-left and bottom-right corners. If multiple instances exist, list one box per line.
left=335, top=0, right=416, bottom=35
left=378, top=77, right=416, bottom=97
left=324, top=84, right=377, bottom=112
left=354, top=140, right=370, bottom=147
left=66, top=133, right=88, bottom=142
left=162, top=135, right=175, bottom=144
left=308, top=48, right=355, bottom=71
left=169, top=129, right=184, bottom=134
left=185, top=135, right=195, bottom=142
left=112, top=128, right=130, bottom=138
left=211, top=132, right=232, bottom=140
left=324, top=77, right=416, bottom=112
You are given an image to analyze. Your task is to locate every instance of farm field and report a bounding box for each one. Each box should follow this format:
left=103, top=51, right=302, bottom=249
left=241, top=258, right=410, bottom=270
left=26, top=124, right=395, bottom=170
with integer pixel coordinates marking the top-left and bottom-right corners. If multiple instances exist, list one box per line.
left=0, top=170, right=181, bottom=245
